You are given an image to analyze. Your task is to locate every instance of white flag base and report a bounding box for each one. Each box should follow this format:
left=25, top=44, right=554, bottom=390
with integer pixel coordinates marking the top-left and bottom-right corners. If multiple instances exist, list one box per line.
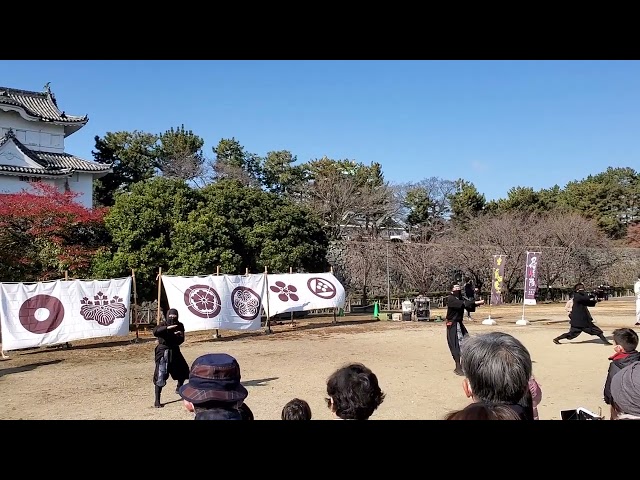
left=482, top=317, right=497, bottom=325
left=516, top=318, right=530, bottom=326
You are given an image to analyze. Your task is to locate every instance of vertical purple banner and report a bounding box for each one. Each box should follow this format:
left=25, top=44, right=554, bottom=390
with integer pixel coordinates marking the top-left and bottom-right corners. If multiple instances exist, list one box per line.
left=523, top=251, right=541, bottom=305
left=490, top=255, right=505, bottom=306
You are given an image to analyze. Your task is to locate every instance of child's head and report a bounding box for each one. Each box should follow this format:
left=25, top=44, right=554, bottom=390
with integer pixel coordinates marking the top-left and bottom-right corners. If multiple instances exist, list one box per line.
left=281, top=398, right=312, bottom=420
left=612, top=328, right=639, bottom=353
left=325, top=363, right=385, bottom=420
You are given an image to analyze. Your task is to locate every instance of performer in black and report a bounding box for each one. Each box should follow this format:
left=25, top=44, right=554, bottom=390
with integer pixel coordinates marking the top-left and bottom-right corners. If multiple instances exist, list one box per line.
left=553, top=283, right=611, bottom=345
left=446, top=283, right=485, bottom=375
left=153, top=308, right=190, bottom=408
left=463, top=277, right=475, bottom=320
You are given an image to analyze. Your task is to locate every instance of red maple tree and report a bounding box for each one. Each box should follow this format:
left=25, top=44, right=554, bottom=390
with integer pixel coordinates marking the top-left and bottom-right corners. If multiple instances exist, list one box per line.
left=627, top=222, right=640, bottom=248
left=0, top=182, right=109, bottom=281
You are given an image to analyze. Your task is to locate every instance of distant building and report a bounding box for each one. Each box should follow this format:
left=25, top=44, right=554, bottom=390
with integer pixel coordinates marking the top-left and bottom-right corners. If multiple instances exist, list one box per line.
left=339, top=211, right=410, bottom=241
left=0, top=84, right=111, bottom=208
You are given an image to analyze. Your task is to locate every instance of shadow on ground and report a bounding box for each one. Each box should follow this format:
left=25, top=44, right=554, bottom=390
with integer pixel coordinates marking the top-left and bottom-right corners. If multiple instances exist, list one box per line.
left=243, top=377, right=279, bottom=387
left=192, top=319, right=381, bottom=344
left=17, top=338, right=156, bottom=356
left=0, top=359, right=63, bottom=378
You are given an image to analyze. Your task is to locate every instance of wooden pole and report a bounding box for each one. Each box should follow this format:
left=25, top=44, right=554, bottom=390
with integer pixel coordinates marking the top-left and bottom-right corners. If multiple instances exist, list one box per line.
left=214, top=266, right=221, bottom=339
left=132, top=269, right=139, bottom=341
left=64, top=268, right=70, bottom=348
left=156, top=267, right=162, bottom=324
left=264, top=265, right=271, bottom=334
left=289, top=267, right=294, bottom=325
left=330, top=266, right=337, bottom=324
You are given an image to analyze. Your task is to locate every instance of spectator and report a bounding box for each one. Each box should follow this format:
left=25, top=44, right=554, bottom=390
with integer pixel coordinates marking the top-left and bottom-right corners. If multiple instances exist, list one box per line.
left=444, top=402, right=521, bottom=420
left=528, top=376, right=543, bottom=420
left=281, top=398, right=312, bottom=420
left=178, top=353, right=251, bottom=420
left=460, top=331, right=533, bottom=420
left=325, top=363, right=385, bottom=420
left=603, top=328, right=640, bottom=406
left=610, top=361, right=640, bottom=420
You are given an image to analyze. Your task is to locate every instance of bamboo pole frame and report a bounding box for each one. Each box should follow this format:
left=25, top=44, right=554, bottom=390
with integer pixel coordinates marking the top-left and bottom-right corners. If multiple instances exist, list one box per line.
left=213, top=266, right=221, bottom=339
left=289, top=267, right=295, bottom=325
left=156, top=267, right=162, bottom=324
left=132, top=269, right=140, bottom=341
left=264, top=265, right=272, bottom=334
left=330, top=266, right=337, bottom=324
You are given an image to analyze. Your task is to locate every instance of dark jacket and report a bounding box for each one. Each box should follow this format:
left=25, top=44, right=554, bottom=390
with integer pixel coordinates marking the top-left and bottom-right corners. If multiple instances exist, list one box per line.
left=570, top=291, right=598, bottom=328
left=464, top=283, right=475, bottom=299
left=194, top=408, right=243, bottom=420
left=603, top=350, right=640, bottom=405
left=446, top=294, right=477, bottom=323
left=153, top=321, right=186, bottom=349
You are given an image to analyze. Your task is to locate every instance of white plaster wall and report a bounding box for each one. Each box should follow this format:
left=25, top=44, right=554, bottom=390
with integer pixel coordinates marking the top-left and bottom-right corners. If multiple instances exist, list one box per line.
left=72, top=173, right=95, bottom=208
left=0, top=109, right=65, bottom=153
left=0, top=174, right=94, bottom=209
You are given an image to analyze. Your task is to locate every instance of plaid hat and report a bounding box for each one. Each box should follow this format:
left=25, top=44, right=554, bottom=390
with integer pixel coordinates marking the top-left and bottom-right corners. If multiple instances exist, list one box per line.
left=179, top=353, right=248, bottom=404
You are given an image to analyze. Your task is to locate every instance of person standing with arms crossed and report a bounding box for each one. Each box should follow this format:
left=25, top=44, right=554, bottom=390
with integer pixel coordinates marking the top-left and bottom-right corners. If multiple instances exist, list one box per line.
left=152, top=308, right=190, bottom=408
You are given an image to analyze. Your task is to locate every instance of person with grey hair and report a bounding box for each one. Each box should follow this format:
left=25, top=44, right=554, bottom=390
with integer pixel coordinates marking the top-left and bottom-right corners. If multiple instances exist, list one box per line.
left=610, top=361, right=640, bottom=420
left=460, top=331, right=533, bottom=420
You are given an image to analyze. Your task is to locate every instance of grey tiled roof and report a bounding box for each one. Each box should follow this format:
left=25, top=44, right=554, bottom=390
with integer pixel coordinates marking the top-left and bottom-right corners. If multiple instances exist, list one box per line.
left=0, top=129, right=111, bottom=175
left=0, top=85, right=88, bottom=124
left=0, top=164, right=72, bottom=177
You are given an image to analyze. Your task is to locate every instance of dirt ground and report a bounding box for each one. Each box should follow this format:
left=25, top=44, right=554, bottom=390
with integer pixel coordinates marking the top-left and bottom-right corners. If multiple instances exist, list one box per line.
left=1, top=298, right=637, bottom=420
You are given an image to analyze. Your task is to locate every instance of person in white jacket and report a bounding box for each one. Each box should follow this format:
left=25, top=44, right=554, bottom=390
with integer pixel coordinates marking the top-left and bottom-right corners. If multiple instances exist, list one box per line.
left=635, top=274, right=640, bottom=326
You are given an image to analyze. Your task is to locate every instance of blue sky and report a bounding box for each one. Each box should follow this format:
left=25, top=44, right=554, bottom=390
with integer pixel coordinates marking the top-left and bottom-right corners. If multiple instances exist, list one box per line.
left=1, top=60, right=638, bottom=200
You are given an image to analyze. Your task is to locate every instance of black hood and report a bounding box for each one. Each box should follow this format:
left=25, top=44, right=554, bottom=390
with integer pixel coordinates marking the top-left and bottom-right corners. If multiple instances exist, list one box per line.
left=167, top=308, right=179, bottom=325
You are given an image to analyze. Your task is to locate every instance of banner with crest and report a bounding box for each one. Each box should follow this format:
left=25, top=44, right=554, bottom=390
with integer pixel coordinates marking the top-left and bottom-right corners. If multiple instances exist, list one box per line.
left=490, top=255, right=506, bottom=306
left=0, top=277, right=132, bottom=351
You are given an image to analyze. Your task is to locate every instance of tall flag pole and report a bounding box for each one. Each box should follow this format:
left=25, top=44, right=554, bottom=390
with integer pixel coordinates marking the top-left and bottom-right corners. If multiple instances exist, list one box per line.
left=482, top=254, right=505, bottom=326
left=517, top=251, right=541, bottom=326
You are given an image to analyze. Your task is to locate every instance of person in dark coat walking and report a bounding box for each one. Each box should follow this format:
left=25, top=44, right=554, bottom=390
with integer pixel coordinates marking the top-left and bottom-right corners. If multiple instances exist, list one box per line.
left=153, top=308, right=190, bottom=408
left=463, top=277, right=475, bottom=320
left=603, top=328, right=640, bottom=405
left=446, top=283, right=485, bottom=375
left=553, top=283, right=611, bottom=345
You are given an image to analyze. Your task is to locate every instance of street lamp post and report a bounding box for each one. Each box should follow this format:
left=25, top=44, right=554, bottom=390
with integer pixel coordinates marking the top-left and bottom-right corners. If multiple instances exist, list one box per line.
left=386, top=242, right=391, bottom=311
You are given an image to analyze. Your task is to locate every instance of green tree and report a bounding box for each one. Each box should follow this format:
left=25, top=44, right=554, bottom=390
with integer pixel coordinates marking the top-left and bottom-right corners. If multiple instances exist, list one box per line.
left=559, top=167, right=639, bottom=239
left=261, top=150, right=307, bottom=195
left=200, top=180, right=329, bottom=273
left=156, top=125, right=205, bottom=182
left=448, top=179, right=486, bottom=227
left=91, top=177, right=199, bottom=300
left=93, top=178, right=329, bottom=300
left=401, top=177, right=456, bottom=242
left=92, top=131, right=158, bottom=207
left=212, top=138, right=262, bottom=186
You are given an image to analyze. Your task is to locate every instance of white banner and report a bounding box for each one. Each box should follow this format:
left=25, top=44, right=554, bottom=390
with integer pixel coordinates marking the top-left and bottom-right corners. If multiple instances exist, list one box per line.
left=266, top=272, right=345, bottom=316
left=0, top=277, right=132, bottom=351
left=161, top=274, right=266, bottom=332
